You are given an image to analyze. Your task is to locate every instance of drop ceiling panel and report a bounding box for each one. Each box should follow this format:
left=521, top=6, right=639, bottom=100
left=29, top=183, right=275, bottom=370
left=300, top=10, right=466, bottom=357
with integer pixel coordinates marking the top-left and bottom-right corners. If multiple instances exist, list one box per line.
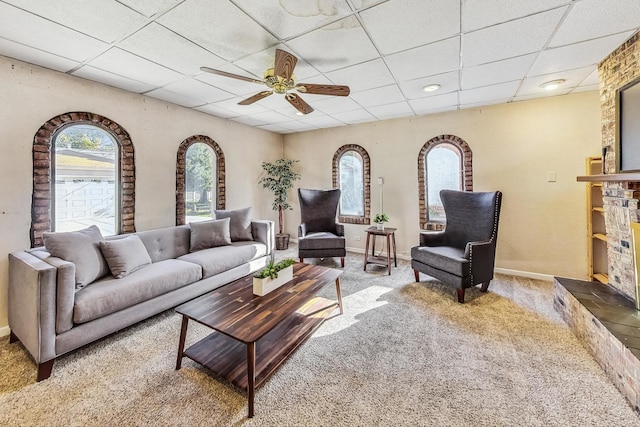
left=459, top=81, right=521, bottom=104
left=580, top=70, right=599, bottom=86
left=461, top=54, right=536, bottom=90
left=463, top=8, right=567, bottom=67
left=72, top=66, right=156, bottom=93
left=350, top=85, right=405, bottom=107
left=338, top=108, right=376, bottom=124
left=408, top=92, right=458, bottom=114
left=2, top=0, right=148, bottom=43
left=145, top=87, right=205, bottom=108
left=247, top=110, right=292, bottom=124
left=550, top=0, right=640, bottom=47
left=232, top=0, right=352, bottom=39
left=360, top=0, right=460, bottom=55
left=385, top=37, right=460, bottom=82
left=231, top=115, right=270, bottom=127
left=212, top=96, right=270, bottom=115
left=326, top=59, right=395, bottom=93
left=517, top=65, right=594, bottom=97
left=367, top=101, right=414, bottom=119
left=160, top=78, right=234, bottom=103
left=194, top=103, right=239, bottom=118
left=298, top=114, right=345, bottom=128
left=118, top=23, right=226, bottom=75
left=462, top=0, right=570, bottom=32
left=0, top=38, right=78, bottom=72
left=118, top=0, right=184, bottom=18
left=461, top=98, right=511, bottom=109
left=0, top=3, right=109, bottom=62
left=528, top=32, right=634, bottom=76
left=312, top=96, right=362, bottom=114
left=157, top=0, right=279, bottom=61
left=572, top=84, right=599, bottom=93
left=399, top=71, right=459, bottom=100
left=286, top=16, right=379, bottom=72
left=87, top=48, right=184, bottom=87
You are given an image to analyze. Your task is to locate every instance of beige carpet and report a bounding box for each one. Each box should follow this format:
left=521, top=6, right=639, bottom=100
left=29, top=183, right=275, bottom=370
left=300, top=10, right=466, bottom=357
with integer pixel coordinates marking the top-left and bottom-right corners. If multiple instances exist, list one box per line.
left=1, top=246, right=639, bottom=426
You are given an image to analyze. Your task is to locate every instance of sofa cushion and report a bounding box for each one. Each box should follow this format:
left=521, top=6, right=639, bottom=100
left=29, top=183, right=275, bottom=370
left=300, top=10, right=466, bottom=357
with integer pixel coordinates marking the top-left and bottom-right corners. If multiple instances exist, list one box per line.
left=99, top=235, right=152, bottom=278
left=177, top=241, right=267, bottom=279
left=73, top=259, right=202, bottom=324
left=189, top=218, right=231, bottom=252
left=136, top=225, right=191, bottom=262
left=298, top=232, right=345, bottom=250
left=410, top=245, right=470, bottom=277
left=43, top=225, right=109, bottom=289
left=214, top=207, right=253, bottom=241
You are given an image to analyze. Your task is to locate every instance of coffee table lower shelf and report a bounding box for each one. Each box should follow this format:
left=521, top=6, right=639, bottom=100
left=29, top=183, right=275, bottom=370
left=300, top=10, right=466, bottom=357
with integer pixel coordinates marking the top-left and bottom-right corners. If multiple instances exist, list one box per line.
left=182, top=296, right=337, bottom=391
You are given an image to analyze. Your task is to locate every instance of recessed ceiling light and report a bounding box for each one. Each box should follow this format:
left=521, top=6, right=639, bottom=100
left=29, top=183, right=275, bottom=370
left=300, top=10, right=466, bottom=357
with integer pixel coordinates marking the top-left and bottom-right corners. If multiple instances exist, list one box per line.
left=422, top=84, right=441, bottom=92
left=540, top=79, right=566, bottom=91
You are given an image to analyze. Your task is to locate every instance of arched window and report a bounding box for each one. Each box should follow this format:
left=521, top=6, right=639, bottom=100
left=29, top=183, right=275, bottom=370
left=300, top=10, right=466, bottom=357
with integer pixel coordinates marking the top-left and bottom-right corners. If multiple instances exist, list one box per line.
left=176, top=135, right=225, bottom=225
left=31, top=112, right=135, bottom=247
left=332, top=144, right=370, bottom=224
left=418, top=135, right=472, bottom=229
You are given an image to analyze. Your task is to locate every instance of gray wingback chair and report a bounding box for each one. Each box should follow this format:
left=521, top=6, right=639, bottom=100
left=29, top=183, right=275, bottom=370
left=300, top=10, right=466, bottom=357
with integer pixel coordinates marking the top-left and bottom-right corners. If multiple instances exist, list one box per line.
left=411, top=190, right=502, bottom=303
left=298, top=188, right=346, bottom=267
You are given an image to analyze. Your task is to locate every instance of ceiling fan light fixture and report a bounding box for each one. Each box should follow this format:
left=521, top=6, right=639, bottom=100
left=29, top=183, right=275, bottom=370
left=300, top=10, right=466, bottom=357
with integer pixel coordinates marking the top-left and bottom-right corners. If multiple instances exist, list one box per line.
left=540, top=79, right=566, bottom=91
left=422, top=84, right=441, bottom=92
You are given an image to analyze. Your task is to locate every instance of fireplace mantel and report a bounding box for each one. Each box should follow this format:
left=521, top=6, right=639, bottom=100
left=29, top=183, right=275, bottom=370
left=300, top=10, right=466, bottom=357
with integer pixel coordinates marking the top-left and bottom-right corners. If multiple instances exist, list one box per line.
left=577, top=173, right=640, bottom=182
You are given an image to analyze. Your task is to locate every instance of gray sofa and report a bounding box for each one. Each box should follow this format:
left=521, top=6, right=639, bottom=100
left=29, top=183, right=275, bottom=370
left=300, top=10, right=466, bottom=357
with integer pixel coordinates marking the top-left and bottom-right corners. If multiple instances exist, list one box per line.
left=8, top=219, right=274, bottom=380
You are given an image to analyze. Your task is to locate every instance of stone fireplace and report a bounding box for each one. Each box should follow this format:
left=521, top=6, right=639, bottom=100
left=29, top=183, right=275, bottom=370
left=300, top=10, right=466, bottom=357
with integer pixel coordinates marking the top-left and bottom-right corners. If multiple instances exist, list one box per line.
left=554, top=32, right=640, bottom=413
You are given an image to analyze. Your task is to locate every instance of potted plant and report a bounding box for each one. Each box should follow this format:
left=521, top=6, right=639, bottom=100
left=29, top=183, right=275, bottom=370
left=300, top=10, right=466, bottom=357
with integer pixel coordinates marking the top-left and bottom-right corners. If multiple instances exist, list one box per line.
left=259, top=159, right=301, bottom=250
left=253, top=259, right=296, bottom=296
left=373, top=213, right=389, bottom=230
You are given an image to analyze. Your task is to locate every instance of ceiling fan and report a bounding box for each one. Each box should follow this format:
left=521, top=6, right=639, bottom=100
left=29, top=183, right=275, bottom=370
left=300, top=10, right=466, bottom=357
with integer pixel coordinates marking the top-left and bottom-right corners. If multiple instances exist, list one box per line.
left=200, top=49, right=350, bottom=115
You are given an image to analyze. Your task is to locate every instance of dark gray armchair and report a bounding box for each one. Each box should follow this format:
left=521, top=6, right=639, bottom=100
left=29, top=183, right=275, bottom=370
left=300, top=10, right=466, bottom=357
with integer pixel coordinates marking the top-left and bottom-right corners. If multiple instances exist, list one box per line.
left=411, top=190, right=502, bottom=303
left=298, top=188, right=346, bottom=267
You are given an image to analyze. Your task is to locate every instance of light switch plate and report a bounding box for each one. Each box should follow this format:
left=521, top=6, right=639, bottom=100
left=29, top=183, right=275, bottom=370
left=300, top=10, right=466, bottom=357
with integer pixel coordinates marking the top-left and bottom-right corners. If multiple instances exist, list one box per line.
left=547, top=171, right=557, bottom=182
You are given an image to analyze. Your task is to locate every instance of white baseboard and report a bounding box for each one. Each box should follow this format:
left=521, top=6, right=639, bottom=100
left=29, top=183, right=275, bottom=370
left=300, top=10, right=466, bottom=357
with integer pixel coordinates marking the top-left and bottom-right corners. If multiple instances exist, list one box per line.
left=0, top=325, right=10, bottom=337
left=494, top=268, right=554, bottom=282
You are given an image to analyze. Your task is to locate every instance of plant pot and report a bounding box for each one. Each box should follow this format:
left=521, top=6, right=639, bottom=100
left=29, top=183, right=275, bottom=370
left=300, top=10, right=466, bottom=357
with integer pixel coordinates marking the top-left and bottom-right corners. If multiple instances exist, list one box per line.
left=376, top=223, right=384, bottom=231
left=253, top=265, right=293, bottom=296
left=275, top=233, right=290, bottom=250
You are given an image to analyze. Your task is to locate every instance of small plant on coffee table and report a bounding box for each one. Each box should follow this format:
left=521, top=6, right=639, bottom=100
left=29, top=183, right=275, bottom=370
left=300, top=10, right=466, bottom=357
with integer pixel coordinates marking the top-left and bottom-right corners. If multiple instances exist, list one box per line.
left=254, top=259, right=296, bottom=280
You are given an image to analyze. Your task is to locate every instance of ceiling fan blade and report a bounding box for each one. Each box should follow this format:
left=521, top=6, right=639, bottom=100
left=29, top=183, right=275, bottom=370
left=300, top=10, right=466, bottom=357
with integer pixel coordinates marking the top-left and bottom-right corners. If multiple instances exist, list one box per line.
left=286, top=93, right=314, bottom=115
left=238, top=91, right=273, bottom=105
left=296, top=83, right=350, bottom=96
left=200, top=67, right=263, bottom=84
left=274, top=49, right=298, bottom=81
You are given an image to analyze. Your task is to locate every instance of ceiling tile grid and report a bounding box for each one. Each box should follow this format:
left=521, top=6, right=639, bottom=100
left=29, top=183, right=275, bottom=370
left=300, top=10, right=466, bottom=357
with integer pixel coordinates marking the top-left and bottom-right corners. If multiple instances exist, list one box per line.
left=0, top=0, right=638, bottom=133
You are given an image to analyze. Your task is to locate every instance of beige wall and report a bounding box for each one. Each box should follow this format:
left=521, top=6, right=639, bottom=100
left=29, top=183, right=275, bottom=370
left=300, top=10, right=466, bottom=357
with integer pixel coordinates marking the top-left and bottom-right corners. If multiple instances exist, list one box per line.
left=283, top=91, right=602, bottom=279
left=0, top=55, right=284, bottom=329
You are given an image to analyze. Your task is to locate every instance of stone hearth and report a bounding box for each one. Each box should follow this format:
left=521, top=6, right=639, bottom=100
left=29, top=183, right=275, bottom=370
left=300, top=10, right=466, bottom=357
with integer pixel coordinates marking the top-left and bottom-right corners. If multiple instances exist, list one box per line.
left=554, top=277, right=640, bottom=411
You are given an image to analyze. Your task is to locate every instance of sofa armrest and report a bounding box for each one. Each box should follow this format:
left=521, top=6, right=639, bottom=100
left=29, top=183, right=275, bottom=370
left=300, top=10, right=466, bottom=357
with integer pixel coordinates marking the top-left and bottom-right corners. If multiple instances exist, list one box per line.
left=298, top=223, right=307, bottom=238
left=251, top=220, right=275, bottom=257
left=419, top=231, right=447, bottom=247
left=335, top=223, right=344, bottom=237
left=8, top=251, right=58, bottom=364
left=464, top=240, right=497, bottom=283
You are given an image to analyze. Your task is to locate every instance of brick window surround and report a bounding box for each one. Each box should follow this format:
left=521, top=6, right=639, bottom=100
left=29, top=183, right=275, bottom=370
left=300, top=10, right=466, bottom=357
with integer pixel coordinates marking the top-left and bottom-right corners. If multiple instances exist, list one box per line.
left=31, top=112, right=135, bottom=248
left=332, top=144, right=371, bottom=225
left=418, top=135, right=473, bottom=229
left=175, top=135, right=225, bottom=225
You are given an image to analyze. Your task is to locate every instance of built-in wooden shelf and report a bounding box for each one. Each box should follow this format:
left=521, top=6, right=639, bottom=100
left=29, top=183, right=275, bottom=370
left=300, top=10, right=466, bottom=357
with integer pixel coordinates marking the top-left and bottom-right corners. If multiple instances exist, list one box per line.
left=593, top=273, right=609, bottom=284
left=592, top=207, right=605, bottom=213
left=577, top=173, right=640, bottom=182
left=593, top=233, right=607, bottom=242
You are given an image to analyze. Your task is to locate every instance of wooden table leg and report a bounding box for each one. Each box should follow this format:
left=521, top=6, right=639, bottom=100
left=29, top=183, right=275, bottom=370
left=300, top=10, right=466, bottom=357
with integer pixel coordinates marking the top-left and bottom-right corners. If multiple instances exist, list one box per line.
left=363, top=232, right=371, bottom=271
left=372, top=234, right=376, bottom=256
left=247, top=342, right=256, bottom=418
left=386, top=234, right=391, bottom=275
left=392, top=232, right=397, bottom=267
left=175, top=316, right=188, bottom=370
left=335, top=278, right=344, bottom=315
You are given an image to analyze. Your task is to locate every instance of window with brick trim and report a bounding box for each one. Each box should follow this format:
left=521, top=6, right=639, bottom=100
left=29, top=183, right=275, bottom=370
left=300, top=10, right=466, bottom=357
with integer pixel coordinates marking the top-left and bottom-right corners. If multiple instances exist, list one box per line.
left=176, top=135, right=225, bottom=225
left=31, top=112, right=135, bottom=248
left=332, top=144, right=370, bottom=224
left=418, top=135, right=472, bottom=229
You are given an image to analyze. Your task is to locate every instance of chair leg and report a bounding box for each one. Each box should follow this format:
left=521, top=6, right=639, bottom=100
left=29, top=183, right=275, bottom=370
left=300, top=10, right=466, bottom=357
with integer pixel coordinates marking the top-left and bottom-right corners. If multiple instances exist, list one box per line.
left=9, top=331, right=19, bottom=344
left=340, top=257, right=344, bottom=267
left=37, top=360, right=55, bottom=381
left=299, top=258, right=304, bottom=263
left=456, top=288, right=465, bottom=304
left=480, top=281, right=490, bottom=292
left=414, top=269, right=420, bottom=282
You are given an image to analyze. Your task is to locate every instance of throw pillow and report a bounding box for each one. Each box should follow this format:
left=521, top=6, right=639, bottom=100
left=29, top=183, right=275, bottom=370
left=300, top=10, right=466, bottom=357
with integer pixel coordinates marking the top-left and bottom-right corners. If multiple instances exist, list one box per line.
left=189, top=217, right=232, bottom=252
left=99, top=235, right=152, bottom=279
left=214, top=207, right=253, bottom=241
left=43, top=225, right=109, bottom=289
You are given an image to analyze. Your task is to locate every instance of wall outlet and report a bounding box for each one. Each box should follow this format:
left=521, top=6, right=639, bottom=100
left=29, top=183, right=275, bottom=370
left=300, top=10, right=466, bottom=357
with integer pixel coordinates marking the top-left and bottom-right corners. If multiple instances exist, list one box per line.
left=546, top=171, right=557, bottom=182
left=354, top=235, right=361, bottom=241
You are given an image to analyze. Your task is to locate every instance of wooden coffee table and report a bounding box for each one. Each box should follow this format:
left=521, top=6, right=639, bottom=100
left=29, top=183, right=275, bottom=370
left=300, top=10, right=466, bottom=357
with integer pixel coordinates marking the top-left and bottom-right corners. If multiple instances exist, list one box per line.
left=175, top=262, right=343, bottom=418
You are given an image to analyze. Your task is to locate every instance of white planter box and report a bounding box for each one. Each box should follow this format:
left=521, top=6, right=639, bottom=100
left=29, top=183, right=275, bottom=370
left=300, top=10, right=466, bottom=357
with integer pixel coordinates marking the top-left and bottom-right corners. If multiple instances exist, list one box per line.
left=253, top=265, right=293, bottom=296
